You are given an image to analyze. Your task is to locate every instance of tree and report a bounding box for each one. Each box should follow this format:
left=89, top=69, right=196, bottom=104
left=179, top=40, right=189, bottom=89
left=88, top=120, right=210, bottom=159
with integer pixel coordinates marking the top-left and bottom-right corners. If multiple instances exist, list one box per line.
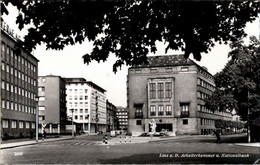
left=2, top=1, right=260, bottom=72
left=206, top=36, right=260, bottom=122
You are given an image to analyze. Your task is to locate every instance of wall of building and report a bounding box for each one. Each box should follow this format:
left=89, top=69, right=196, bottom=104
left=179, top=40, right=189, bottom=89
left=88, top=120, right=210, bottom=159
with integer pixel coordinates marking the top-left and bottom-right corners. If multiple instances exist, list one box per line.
left=1, top=27, right=38, bottom=138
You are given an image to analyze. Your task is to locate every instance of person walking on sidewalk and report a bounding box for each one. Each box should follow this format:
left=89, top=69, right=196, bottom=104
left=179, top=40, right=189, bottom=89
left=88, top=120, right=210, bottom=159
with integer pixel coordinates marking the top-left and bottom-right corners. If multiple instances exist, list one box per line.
left=216, top=130, right=221, bottom=143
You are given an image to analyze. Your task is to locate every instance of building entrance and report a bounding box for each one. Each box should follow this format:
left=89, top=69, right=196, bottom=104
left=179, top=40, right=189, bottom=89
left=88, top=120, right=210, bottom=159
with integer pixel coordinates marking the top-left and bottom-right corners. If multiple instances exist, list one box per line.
left=149, top=123, right=173, bottom=132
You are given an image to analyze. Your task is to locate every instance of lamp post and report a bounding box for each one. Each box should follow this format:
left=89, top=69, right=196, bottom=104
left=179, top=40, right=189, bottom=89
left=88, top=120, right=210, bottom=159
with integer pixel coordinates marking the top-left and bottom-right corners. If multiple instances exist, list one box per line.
left=35, top=97, right=39, bottom=142
left=71, top=109, right=74, bottom=138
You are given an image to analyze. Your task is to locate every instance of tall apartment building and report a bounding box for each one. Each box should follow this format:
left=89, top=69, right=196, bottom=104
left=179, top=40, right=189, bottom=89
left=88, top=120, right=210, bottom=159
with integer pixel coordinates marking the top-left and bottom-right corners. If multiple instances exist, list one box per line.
left=38, top=75, right=67, bottom=134
left=106, top=100, right=118, bottom=131
left=65, top=78, right=107, bottom=133
left=1, top=20, right=39, bottom=138
left=127, top=55, right=232, bottom=135
left=116, top=106, right=128, bottom=130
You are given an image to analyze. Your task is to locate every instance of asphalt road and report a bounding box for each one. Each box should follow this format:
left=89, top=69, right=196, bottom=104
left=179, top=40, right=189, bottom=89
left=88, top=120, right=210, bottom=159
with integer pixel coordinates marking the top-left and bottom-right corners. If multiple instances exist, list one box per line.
left=1, top=134, right=259, bottom=164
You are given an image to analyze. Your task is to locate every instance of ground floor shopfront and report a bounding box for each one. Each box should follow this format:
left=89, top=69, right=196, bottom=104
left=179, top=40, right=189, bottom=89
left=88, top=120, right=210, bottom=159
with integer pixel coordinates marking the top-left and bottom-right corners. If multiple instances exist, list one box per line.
left=2, top=118, right=36, bottom=139
left=129, top=117, right=218, bottom=136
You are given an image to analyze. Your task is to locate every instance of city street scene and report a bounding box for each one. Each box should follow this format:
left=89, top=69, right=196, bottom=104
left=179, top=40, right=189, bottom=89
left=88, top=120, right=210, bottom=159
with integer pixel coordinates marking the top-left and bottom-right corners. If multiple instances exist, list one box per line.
left=1, top=1, right=260, bottom=164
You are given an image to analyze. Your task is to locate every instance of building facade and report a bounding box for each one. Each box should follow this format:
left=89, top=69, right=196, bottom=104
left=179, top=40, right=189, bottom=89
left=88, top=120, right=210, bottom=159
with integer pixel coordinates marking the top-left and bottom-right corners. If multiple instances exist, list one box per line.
left=65, top=78, right=107, bottom=133
left=38, top=75, right=67, bottom=134
left=106, top=100, right=118, bottom=131
left=127, top=55, right=232, bottom=135
left=116, top=106, right=128, bottom=130
left=1, top=20, right=39, bottom=139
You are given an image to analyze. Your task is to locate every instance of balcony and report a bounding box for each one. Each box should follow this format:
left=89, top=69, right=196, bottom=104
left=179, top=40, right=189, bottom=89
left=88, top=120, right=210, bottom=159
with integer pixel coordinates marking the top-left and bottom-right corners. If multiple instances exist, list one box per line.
left=181, top=111, right=189, bottom=118
left=135, top=112, right=143, bottom=118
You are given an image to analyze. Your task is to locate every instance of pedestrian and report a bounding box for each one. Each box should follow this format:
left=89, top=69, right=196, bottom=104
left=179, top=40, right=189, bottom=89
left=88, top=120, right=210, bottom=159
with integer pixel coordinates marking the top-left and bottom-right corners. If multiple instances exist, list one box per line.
left=216, top=130, right=221, bottom=143
left=43, top=130, right=46, bottom=138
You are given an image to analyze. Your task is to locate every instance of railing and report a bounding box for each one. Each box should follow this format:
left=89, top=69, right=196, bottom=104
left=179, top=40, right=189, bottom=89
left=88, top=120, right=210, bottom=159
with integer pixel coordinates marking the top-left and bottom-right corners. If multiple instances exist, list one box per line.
left=181, top=111, right=189, bottom=117
left=135, top=112, right=143, bottom=118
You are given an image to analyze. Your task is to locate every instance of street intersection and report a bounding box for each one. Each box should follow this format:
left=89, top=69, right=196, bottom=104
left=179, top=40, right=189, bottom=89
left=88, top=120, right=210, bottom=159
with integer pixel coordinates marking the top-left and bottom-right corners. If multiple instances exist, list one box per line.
left=1, top=133, right=259, bottom=164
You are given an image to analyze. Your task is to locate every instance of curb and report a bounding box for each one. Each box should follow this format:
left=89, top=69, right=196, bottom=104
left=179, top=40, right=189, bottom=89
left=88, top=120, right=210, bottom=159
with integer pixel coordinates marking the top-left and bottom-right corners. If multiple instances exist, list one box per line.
left=1, top=137, right=74, bottom=150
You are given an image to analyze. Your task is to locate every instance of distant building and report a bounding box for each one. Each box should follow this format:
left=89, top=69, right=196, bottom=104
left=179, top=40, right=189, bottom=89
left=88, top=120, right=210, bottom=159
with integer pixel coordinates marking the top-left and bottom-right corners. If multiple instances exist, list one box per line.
left=127, top=55, right=232, bottom=135
left=1, top=20, right=39, bottom=138
left=65, top=78, right=107, bottom=133
left=116, top=106, right=128, bottom=130
left=106, top=100, right=118, bottom=131
left=38, top=75, right=67, bottom=134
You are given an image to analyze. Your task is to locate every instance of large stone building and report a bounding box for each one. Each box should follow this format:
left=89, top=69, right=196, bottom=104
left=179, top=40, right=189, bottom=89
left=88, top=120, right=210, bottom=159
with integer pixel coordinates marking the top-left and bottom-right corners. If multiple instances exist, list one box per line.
left=1, top=20, right=39, bottom=139
left=127, top=55, right=232, bottom=135
left=65, top=78, right=107, bottom=133
left=116, top=106, right=128, bottom=130
left=38, top=75, right=67, bottom=134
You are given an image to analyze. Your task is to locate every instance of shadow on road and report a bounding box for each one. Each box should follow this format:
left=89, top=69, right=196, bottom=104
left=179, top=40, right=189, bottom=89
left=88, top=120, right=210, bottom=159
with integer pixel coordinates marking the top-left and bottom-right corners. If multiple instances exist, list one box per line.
left=98, top=152, right=258, bottom=164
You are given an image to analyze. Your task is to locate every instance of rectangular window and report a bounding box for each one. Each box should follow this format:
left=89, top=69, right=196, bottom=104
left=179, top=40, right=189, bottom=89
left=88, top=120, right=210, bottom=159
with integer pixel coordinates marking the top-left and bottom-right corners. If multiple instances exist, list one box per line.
left=39, top=97, right=45, bottom=101
left=165, top=82, right=172, bottom=99
left=166, top=105, right=172, bottom=115
left=150, top=105, right=156, bottom=116
left=39, top=106, right=45, bottom=111
left=3, top=120, right=8, bottom=128
left=6, top=101, right=10, bottom=109
left=180, top=103, right=189, bottom=117
left=75, top=115, right=78, bottom=120
left=157, top=83, right=164, bottom=99
left=181, top=67, right=189, bottom=71
left=26, top=122, right=30, bottom=128
left=136, top=120, right=142, bottom=125
left=1, top=100, right=6, bottom=109
left=2, top=81, right=5, bottom=89
left=19, top=121, right=24, bottom=128
left=6, top=64, right=9, bottom=73
left=11, top=120, right=17, bottom=128
left=38, top=87, right=45, bottom=91
left=183, top=119, right=188, bottom=125
left=80, top=115, right=83, bottom=120
left=158, top=105, right=164, bottom=115
left=10, top=102, right=14, bottom=110
left=150, top=83, right=156, bottom=99
left=32, top=122, right=35, bottom=129
left=85, top=109, right=88, bottom=113
left=2, top=62, right=5, bottom=70
left=134, top=104, right=143, bottom=118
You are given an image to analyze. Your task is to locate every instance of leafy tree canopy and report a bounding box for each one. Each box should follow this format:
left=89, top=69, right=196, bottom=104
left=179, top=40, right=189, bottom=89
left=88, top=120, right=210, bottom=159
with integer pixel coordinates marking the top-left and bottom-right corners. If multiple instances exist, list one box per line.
left=2, top=0, right=260, bottom=72
left=206, top=36, right=260, bottom=121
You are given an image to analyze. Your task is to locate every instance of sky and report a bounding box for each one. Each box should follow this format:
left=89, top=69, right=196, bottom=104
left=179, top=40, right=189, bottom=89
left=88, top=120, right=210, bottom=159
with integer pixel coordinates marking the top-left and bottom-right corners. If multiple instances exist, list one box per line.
left=2, top=4, right=259, bottom=107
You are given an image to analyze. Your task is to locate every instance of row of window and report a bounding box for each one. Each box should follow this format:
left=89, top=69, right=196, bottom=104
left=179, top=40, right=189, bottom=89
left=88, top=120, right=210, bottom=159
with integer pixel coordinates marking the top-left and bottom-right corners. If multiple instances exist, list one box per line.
left=68, top=95, right=88, bottom=100
left=149, top=82, right=172, bottom=99
left=117, top=112, right=127, bottom=115
left=197, top=91, right=210, bottom=100
left=198, top=68, right=214, bottom=80
left=118, top=119, right=128, bottom=121
left=134, top=66, right=189, bottom=74
left=1, top=42, right=37, bottom=72
left=2, top=62, right=37, bottom=85
left=201, top=118, right=215, bottom=126
left=2, top=81, right=36, bottom=99
left=150, top=105, right=173, bottom=116
left=68, top=89, right=88, bottom=93
left=119, top=122, right=128, bottom=125
left=1, top=100, right=36, bottom=114
left=118, top=115, right=128, bottom=118
left=197, top=78, right=215, bottom=91
left=2, top=119, right=35, bottom=129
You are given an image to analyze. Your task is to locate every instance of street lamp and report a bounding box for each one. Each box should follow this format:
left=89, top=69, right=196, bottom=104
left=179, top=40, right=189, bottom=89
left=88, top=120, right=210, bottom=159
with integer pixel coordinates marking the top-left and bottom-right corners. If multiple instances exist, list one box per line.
left=71, top=109, right=74, bottom=138
left=35, top=96, right=39, bottom=142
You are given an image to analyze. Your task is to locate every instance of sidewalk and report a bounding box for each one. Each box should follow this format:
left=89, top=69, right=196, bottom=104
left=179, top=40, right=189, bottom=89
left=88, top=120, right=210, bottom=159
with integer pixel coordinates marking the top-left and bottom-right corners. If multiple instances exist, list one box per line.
left=234, top=142, right=260, bottom=148
left=1, top=135, right=73, bottom=150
